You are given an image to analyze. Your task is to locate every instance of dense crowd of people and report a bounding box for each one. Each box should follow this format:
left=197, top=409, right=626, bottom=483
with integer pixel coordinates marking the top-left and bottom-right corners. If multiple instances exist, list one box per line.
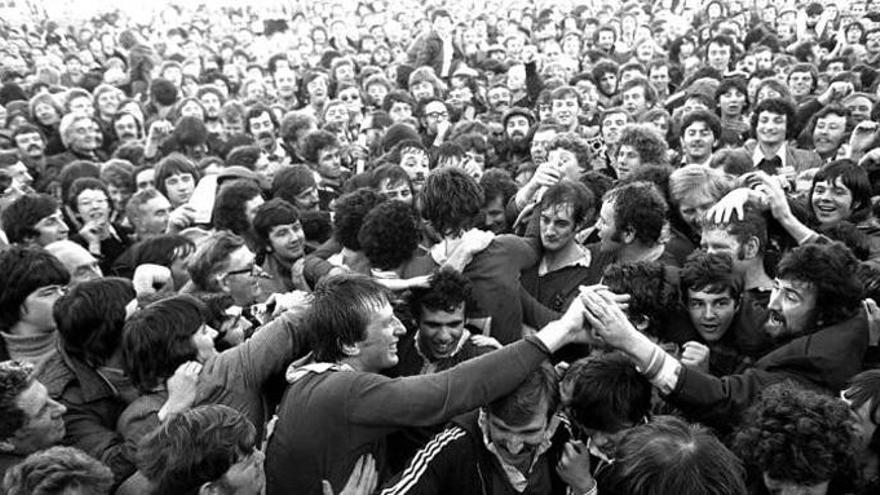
left=2, top=0, right=880, bottom=493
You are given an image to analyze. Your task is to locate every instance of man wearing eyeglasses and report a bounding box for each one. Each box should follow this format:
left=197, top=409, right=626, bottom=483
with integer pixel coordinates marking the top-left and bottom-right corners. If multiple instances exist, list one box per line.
left=418, top=97, right=451, bottom=151
left=182, top=231, right=266, bottom=308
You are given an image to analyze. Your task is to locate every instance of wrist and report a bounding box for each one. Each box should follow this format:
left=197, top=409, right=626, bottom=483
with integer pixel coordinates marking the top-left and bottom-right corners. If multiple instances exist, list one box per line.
left=535, top=320, right=571, bottom=353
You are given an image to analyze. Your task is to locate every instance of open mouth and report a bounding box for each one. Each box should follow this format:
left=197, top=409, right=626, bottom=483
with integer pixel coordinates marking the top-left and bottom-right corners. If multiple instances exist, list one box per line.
left=766, top=310, right=785, bottom=329
left=815, top=203, right=838, bottom=216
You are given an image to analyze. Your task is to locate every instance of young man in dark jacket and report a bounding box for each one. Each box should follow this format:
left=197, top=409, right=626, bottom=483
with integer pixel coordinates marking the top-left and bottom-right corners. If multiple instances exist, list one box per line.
left=581, top=242, right=868, bottom=430
left=265, top=273, right=592, bottom=495
left=380, top=363, right=570, bottom=495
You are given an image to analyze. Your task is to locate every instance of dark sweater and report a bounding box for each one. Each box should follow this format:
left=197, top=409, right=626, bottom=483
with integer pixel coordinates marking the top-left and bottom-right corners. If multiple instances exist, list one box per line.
left=265, top=336, right=552, bottom=495
left=379, top=411, right=570, bottom=495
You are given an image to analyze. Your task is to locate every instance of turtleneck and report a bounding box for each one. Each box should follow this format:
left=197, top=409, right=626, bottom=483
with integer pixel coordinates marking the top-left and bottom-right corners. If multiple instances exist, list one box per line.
left=1, top=330, right=58, bottom=365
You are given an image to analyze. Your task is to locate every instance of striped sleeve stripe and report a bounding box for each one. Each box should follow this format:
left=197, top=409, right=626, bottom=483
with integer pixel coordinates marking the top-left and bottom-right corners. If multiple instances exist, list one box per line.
left=380, top=426, right=468, bottom=495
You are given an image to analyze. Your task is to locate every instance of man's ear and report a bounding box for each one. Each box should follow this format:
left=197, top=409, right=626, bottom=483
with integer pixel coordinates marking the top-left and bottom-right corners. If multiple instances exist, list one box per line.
left=620, top=227, right=636, bottom=245
left=341, top=342, right=361, bottom=357
left=743, top=236, right=760, bottom=260
left=199, top=482, right=223, bottom=495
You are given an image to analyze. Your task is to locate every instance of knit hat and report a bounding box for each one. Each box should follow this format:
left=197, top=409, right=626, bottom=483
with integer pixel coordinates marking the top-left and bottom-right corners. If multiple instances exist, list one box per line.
left=381, top=123, right=421, bottom=154
left=502, top=107, right=536, bottom=127
left=0, top=83, right=27, bottom=107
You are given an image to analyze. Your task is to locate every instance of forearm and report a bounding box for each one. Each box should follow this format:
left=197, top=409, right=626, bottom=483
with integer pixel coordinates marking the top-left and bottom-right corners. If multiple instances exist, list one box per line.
left=350, top=336, right=551, bottom=427
left=777, top=211, right=819, bottom=245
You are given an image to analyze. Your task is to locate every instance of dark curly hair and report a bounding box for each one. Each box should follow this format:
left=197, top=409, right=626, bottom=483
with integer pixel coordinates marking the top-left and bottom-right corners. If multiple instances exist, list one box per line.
left=333, top=189, right=384, bottom=251
left=212, top=179, right=263, bottom=237
left=776, top=241, right=863, bottom=328
left=602, top=261, right=681, bottom=335
left=0, top=361, right=34, bottom=440
left=359, top=200, right=420, bottom=271
left=547, top=132, right=592, bottom=171
left=606, top=181, right=669, bottom=246
left=421, top=167, right=483, bottom=237
left=734, top=383, right=858, bottom=487
left=617, top=124, right=669, bottom=166
left=408, top=267, right=472, bottom=321
left=301, top=129, right=339, bottom=164
left=681, top=250, right=742, bottom=301
left=480, top=168, right=517, bottom=206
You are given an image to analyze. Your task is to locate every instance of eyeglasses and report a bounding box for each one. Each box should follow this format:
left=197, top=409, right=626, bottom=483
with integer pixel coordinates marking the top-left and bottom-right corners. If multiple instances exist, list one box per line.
left=225, top=264, right=262, bottom=278
left=426, top=111, right=449, bottom=119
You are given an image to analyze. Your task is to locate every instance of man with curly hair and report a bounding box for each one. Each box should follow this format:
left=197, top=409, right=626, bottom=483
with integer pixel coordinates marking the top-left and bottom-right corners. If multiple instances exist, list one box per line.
left=359, top=200, right=422, bottom=277
left=612, top=124, right=669, bottom=181
left=734, top=384, right=858, bottom=494
left=407, top=168, right=557, bottom=344
left=3, top=446, right=113, bottom=495
left=580, top=242, right=868, bottom=432
left=842, top=369, right=880, bottom=493
left=390, top=268, right=496, bottom=377
left=594, top=181, right=673, bottom=268
left=0, top=361, right=67, bottom=477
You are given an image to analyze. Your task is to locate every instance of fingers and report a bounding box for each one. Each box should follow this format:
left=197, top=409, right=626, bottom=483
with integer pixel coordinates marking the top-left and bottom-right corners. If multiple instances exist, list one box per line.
left=321, top=480, right=334, bottom=495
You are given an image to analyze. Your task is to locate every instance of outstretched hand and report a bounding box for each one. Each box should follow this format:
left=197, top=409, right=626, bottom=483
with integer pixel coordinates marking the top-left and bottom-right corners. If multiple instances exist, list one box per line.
left=578, top=286, right=639, bottom=351
left=322, top=454, right=378, bottom=495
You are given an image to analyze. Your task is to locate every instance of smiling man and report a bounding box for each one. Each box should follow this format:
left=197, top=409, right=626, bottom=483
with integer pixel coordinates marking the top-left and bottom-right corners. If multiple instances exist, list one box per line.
left=679, top=110, right=721, bottom=167
left=581, top=241, right=868, bottom=430
left=266, top=273, right=592, bottom=494
left=253, top=198, right=306, bottom=294
left=391, top=268, right=495, bottom=377
left=742, top=98, right=822, bottom=176
left=380, top=363, right=570, bottom=495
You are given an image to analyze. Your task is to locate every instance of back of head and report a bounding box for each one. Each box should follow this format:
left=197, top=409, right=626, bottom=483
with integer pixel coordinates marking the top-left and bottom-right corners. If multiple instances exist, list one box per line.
left=137, top=404, right=256, bottom=495
left=566, top=353, right=652, bottom=433
left=332, top=189, right=384, bottom=251
left=212, top=179, right=263, bottom=236
left=359, top=200, right=420, bottom=271
left=53, top=277, right=135, bottom=366
left=2, top=446, right=114, bottom=495
left=602, top=261, right=681, bottom=332
left=603, top=416, right=747, bottom=495
left=122, top=295, right=206, bottom=392
left=421, top=167, right=483, bottom=237
left=605, top=181, right=669, bottom=246
left=734, top=383, right=857, bottom=488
